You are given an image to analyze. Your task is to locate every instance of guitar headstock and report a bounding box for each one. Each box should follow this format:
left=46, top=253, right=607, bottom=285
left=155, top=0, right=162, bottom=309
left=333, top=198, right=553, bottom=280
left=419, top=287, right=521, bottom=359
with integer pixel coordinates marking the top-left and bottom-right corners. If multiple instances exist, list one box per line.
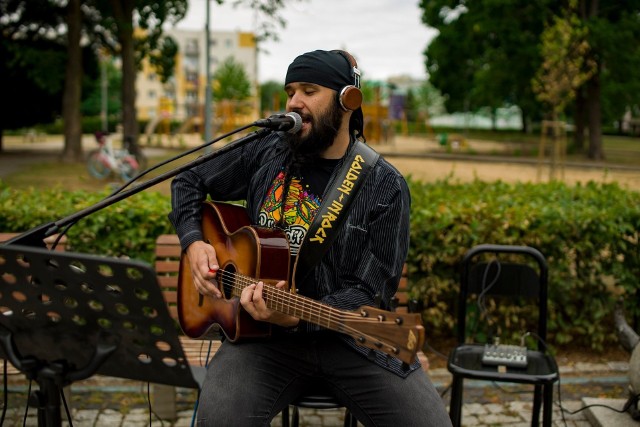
left=343, top=306, right=425, bottom=365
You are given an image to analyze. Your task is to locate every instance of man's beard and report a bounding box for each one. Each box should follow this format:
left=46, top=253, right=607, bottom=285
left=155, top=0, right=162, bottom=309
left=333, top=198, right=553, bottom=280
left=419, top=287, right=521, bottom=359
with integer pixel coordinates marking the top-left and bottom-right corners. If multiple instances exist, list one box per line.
left=286, top=99, right=344, bottom=165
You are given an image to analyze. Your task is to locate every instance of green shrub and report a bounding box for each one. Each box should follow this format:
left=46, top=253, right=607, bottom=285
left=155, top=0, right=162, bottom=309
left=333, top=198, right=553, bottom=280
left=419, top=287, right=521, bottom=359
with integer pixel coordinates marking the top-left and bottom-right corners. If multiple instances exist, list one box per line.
left=1, top=179, right=638, bottom=350
left=406, top=178, right=640, bottom=350
left=0, top=183, right=173, bottom=264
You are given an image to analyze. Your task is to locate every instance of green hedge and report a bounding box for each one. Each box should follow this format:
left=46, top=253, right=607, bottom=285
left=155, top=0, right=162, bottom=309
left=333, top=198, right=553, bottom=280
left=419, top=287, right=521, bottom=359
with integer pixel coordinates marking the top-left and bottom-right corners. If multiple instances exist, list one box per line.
left=0, top=183, right=174, bottom=265
left=1, top=179, right=638, bottom=350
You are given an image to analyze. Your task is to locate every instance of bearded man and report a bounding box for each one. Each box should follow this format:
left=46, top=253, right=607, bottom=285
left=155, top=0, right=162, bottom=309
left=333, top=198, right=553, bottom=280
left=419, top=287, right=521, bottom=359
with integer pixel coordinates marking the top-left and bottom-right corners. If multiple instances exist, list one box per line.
left=169, top=49, right=451, bottom=426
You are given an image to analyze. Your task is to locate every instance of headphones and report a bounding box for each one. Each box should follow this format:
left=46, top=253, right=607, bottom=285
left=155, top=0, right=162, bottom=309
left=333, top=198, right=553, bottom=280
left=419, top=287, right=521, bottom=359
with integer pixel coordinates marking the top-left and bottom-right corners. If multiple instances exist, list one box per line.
left=332, top=50, right=363, bottom=112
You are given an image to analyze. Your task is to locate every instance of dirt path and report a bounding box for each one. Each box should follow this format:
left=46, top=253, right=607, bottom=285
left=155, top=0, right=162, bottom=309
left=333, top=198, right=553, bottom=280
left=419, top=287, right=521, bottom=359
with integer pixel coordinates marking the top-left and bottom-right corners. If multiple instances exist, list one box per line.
left=376, top=136, right=640, bottom=191
left=2, top=134, right=639, bottom=191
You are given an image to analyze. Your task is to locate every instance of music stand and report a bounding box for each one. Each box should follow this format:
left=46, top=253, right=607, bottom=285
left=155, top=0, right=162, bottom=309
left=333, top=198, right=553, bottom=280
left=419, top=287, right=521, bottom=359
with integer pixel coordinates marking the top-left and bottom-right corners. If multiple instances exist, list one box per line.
left=0, top=244, right=199, bottom=426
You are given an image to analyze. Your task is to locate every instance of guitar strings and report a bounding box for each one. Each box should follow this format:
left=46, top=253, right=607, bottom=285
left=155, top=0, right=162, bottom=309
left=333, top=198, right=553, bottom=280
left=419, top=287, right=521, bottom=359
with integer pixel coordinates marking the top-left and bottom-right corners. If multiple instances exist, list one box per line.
left=215, top=269, right=407, bottom=356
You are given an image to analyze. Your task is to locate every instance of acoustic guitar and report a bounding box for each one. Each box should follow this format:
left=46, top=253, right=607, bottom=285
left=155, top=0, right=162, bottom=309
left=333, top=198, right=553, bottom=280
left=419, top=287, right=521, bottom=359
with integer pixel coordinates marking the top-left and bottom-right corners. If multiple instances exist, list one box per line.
left=177, top=201, right=425, bottom=365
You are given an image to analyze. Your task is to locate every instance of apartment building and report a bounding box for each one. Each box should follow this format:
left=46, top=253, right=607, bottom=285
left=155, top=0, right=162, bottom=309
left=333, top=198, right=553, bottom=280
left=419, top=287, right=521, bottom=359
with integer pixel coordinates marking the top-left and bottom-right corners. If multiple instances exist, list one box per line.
left=135, top=28, right=258, bottom=126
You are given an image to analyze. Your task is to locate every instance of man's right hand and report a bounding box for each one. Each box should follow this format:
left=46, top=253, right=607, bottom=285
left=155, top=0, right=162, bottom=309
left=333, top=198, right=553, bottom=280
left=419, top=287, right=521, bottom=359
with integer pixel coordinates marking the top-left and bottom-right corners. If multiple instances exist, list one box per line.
left=185, top=240, right=223, bottom=298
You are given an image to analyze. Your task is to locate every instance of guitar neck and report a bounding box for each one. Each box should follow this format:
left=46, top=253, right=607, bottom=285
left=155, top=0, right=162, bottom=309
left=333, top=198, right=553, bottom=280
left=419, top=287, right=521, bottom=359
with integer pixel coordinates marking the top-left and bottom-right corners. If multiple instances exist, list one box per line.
left=228, top=273, right=349, bottom=331
left=224, top=270, right=425, bottom=365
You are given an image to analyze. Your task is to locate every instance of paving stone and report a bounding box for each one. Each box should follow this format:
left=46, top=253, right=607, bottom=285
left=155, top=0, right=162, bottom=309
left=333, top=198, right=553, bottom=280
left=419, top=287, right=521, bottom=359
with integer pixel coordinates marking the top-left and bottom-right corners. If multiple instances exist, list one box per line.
left=464, top=402, right=488, bottom=415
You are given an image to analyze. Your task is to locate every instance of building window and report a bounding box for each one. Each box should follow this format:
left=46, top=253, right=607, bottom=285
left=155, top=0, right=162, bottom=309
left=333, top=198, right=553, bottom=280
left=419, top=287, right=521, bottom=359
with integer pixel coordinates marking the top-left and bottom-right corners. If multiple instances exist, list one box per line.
left=148, top=90, right=156, bottom=99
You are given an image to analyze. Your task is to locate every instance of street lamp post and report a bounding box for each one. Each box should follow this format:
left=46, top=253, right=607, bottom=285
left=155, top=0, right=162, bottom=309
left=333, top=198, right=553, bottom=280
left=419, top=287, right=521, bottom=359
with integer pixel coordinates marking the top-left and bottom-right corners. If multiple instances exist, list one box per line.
left=204, top=0, right=213, bottom=145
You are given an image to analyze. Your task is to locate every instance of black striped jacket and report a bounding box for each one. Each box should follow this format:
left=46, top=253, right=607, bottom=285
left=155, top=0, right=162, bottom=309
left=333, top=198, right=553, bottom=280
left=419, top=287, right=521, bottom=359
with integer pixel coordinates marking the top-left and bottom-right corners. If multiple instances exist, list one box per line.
left=169, top=131, right=418, bottom=377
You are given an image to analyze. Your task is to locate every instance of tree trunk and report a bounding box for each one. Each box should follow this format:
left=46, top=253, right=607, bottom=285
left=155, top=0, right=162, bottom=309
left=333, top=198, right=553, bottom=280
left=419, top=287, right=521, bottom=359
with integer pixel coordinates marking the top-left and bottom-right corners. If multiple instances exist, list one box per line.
left=520, top=107, right=529, bottom=133
left=573, top=88, right=586, bottom=153
left=115, top=0, right=140, bottom=155
left=586, top=70, right=604, bottom=160
left=61, top=0, right=83, bottom=162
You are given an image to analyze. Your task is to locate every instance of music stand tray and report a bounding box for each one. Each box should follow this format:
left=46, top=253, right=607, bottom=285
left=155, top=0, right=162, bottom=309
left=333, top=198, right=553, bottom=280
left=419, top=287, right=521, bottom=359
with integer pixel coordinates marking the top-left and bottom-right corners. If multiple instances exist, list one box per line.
left=0, top=244, right=199, bottom=424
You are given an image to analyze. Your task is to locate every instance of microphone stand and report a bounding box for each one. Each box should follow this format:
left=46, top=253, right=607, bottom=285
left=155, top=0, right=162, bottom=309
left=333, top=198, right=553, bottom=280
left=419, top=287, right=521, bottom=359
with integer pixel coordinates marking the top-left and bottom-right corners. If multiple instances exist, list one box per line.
left=3, top=127, right=271, bottom=248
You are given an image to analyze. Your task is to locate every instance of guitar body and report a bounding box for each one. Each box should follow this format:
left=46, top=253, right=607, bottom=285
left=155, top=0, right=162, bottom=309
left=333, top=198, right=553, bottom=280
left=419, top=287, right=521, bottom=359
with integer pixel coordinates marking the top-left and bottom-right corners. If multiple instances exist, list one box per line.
left=178, top=202, right=291, bottom=340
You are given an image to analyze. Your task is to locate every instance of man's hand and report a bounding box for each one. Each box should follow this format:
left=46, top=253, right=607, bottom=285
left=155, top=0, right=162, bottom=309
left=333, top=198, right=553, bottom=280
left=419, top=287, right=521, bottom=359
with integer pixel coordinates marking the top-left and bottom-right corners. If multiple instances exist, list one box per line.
left=185, top=240, right=222, bottom=298
left=240, top=281, right=300, bottom=328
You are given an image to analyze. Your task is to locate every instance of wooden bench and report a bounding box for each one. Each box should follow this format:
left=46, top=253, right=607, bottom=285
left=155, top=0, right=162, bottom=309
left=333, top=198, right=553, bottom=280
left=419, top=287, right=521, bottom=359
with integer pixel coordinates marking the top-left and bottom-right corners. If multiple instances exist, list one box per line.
left=153, top=234, right=222, bottom=419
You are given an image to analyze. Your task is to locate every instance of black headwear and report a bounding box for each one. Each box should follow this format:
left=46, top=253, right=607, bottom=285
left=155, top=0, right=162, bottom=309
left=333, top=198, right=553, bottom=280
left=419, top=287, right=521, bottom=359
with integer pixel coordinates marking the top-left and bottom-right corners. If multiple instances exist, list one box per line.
left=285, top=50, right=365, bottom=140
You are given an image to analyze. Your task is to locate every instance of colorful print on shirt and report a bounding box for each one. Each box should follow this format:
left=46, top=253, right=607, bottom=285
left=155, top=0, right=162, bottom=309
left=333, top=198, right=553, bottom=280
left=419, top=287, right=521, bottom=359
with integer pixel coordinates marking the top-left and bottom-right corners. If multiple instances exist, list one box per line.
left=258, top=171, right=322, bottom=256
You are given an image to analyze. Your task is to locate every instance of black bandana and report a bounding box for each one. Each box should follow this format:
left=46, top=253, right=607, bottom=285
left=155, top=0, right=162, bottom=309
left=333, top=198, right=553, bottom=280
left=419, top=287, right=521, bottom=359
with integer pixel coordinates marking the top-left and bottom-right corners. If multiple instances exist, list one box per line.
left=285, top=50, right=355, bottom=92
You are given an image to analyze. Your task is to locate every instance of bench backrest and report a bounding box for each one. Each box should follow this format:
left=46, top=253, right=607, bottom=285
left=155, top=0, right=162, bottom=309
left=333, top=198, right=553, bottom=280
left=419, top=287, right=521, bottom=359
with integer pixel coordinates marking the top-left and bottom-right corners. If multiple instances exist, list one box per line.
left=154, top=234, right=182, bottom=321
left=0, top=233, right=67, bottom=251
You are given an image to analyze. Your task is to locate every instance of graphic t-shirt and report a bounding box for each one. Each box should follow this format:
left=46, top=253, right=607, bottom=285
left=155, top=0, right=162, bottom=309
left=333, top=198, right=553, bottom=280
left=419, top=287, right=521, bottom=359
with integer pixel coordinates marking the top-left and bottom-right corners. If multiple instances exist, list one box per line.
left=257, top=159, right=339, bottom=257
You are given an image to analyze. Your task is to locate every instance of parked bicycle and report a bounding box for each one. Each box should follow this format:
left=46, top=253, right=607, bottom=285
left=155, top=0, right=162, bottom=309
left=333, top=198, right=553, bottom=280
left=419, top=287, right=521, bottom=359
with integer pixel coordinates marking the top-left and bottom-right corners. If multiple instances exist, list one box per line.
left=87, top=132, right=140, bottom=181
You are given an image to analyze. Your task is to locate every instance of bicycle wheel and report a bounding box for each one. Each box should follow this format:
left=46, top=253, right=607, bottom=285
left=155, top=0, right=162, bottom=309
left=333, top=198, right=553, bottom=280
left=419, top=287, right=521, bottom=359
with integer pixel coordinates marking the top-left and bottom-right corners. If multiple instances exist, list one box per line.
left=119, top=156, right=140, bottom=181
left=87, top=150, right=111, bottom=179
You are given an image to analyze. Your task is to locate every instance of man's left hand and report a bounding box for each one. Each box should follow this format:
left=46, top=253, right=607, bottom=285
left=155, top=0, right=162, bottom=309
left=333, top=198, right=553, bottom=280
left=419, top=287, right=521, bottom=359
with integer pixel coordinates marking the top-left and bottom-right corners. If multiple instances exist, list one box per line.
left=240, top=281, right=300, bottom=328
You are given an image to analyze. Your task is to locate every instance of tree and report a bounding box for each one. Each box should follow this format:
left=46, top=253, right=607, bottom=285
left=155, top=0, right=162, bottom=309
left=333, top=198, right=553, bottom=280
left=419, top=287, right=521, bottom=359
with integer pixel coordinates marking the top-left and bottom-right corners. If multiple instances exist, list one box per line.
left=213, top=57, right=252, bottom=102
left=0, top=0, right=105, bottom=159
left=90, top=0, right=301, bottom=156
left=532, top=4, right=596, bottom=124
left=260, top=80, right=287, bottom=115
left=89, top=0, right=187, bottom=157
left=0, top=38, right=65, bottom=151
left=573, top=0, right=640, bottom=159
left=61, top=0, right=83, bottom=161
left=421, top=1, right=640, bottom=159
left=420, top=0, right=558, bottom=132
left=81, top=59, right=122, bottom=118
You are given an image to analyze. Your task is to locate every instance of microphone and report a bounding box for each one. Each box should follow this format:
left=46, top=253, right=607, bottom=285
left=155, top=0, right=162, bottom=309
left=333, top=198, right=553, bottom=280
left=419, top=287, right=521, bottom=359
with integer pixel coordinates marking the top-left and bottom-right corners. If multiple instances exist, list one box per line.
left=253, top=112, right=302, bottom=134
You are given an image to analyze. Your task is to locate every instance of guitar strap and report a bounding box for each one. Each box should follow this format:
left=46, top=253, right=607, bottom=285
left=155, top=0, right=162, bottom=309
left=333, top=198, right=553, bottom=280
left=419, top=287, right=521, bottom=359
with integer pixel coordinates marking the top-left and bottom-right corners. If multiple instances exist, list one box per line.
left=291, top=140, right=379, bottom=293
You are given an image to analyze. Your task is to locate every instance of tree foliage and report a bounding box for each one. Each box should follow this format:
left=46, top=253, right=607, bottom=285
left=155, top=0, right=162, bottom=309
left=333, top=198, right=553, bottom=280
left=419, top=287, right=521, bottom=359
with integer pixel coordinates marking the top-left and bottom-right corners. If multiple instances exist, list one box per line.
left=532, top=3, right=596, bottom=119
left=260, top=80, right=287, bottom=115
left=213, top=57, right=252, bottom=102
left=420, top=0, right=640, bottom=159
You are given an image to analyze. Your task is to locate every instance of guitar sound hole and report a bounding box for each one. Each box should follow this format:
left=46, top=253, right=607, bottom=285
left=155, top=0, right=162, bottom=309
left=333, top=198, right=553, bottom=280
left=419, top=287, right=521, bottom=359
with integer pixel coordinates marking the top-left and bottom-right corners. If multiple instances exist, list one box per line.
left=219, top=266, right=236, bottom=299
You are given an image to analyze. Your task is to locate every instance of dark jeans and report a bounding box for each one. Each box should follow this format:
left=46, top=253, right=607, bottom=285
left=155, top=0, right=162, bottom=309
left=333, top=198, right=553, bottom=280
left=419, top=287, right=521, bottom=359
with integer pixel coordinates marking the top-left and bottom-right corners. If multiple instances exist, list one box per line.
left=196, top=332, right=452, bottom=427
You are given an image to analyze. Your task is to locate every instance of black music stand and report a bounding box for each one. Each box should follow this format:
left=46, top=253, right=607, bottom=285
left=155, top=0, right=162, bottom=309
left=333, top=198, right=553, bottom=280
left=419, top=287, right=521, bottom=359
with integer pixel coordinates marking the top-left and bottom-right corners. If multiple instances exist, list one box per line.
left=0, top=244, right=199, bottom=426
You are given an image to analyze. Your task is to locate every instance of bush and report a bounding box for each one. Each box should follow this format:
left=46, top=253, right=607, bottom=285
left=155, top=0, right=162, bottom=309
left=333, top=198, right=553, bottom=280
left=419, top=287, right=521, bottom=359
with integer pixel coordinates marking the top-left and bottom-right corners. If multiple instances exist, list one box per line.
left=406, top=178, right=640, bottom=350
left=1, top=179, right=638, bottom=350
left=0, top=182, right=173, bottom=264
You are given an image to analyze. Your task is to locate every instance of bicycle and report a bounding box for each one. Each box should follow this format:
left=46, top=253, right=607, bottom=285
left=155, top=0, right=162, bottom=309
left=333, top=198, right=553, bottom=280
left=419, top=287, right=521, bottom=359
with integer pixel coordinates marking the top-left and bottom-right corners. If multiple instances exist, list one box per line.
left=87, top=132, right=140, bottom=181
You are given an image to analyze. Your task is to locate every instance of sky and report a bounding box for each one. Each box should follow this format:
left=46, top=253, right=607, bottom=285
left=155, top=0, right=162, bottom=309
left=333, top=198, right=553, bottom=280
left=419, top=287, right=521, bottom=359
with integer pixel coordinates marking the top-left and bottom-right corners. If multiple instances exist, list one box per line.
left=174, top=0, right=438, bottom=83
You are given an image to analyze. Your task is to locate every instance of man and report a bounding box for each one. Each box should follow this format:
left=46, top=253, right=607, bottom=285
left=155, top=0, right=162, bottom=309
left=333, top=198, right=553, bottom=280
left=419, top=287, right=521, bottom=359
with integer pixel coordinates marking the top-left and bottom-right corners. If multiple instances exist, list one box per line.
left=169, top=49, right=451, bottom=426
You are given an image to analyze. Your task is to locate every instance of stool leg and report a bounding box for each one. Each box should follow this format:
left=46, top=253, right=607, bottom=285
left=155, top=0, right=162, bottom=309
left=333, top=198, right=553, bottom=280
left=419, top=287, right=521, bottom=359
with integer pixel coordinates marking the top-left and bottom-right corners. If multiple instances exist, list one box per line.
left=531, top=385, right=542, bottom=426
left=542, top=384, right=553, bottom=427
left=449, top=376, right=464, bottom=427
left=344, top=409, right=357, bottom=427
left=292, top=406, right=300, bottom=427
left=281, top=405, right=290, bottom=427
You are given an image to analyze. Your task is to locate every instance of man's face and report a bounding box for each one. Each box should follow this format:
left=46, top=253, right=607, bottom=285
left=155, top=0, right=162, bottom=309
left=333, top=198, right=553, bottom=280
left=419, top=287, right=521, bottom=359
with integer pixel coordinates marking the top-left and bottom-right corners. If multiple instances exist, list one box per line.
left=284, top=82, right=343, bottom=158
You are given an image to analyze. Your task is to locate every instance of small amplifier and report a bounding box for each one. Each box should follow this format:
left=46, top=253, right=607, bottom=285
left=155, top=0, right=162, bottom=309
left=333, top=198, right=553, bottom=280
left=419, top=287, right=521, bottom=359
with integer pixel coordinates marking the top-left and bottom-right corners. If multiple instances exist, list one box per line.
left=482, top=344, right=528, bottom=368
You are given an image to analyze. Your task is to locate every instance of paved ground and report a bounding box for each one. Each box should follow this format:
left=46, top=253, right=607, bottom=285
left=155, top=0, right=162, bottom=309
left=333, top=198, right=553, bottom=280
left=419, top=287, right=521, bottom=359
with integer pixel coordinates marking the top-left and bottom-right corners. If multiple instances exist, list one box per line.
left=0, top=357, right=635, bottom=426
